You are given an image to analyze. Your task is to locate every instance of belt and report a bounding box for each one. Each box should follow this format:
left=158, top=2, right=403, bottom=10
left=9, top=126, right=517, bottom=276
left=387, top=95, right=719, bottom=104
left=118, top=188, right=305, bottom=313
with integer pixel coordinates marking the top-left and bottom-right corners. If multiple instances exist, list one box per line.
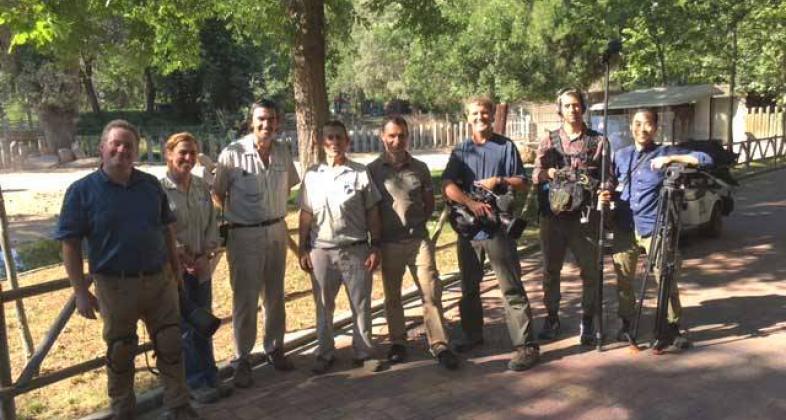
left=228, top=217, right=284, bottom=229
left=95, top=268, right=163, bottom=278
left=317, top=240, right=368, bottom=250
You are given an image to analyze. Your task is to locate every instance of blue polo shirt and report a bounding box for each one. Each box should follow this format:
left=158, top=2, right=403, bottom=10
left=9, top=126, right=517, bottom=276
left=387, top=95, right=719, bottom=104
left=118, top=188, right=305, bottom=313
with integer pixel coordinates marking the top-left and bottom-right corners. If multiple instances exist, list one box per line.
left=442, top=134, right=526, bottom=240
left=614, top=143, right=713, bottom=237
left=54, top=168, right=176, bottom=275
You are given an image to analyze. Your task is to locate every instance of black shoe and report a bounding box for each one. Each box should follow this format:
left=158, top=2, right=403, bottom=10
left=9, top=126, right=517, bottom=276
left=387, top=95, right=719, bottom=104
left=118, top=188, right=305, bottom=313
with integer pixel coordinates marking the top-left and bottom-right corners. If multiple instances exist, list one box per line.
left=507, top=345, right=540, bottom=371
left=453, top=338, right=484, bottom=353
left=268, top=349, right=295, bottom=371
left=311, top=355, right=335, bottom=375
left=579, top=317, right=596, bottom=346
left=537, top=315, right=561, bottom=340
left=654, top=323, right=692, bottom=354
left=436, top=349, right=459, bottom=370
left=232, top=358, right=253, bottom=388
left=387, top=344, right=408, bottom=364
left=616, top=319, right=633, bottom=342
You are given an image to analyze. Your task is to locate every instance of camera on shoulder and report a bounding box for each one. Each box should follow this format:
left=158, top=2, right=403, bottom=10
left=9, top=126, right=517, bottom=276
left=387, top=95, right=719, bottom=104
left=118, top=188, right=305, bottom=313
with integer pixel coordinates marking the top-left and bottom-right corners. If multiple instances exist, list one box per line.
left=448, top=185, right=527, bottom=240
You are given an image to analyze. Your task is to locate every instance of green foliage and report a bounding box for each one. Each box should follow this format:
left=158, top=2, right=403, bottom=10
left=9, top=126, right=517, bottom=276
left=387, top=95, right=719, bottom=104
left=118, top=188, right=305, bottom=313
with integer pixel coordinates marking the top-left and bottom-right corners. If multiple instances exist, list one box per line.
left=17, top=239, right=62, bottom=271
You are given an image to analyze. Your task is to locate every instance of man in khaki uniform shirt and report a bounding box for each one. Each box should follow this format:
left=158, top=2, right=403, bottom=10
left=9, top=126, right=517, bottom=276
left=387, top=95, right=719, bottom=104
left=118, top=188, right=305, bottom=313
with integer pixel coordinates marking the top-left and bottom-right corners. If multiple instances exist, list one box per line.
left=213, top=100, right=300, bottom=387
left=367, top=116, right=459, bottom=370
left=298, top=120, right=383, bottom=375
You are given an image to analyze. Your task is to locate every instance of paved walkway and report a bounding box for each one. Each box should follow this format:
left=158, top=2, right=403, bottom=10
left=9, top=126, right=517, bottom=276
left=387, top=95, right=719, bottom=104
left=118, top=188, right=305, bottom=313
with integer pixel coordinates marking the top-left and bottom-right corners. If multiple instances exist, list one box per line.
left=135, top=168, right=785, bottom=420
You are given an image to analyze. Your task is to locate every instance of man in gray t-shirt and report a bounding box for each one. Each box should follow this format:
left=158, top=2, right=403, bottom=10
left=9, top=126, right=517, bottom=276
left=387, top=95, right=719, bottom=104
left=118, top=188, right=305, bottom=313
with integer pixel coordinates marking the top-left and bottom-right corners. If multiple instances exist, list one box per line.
left=368, top=116, right=459, bottom=370
left=298, top=120, right=383, bottom=374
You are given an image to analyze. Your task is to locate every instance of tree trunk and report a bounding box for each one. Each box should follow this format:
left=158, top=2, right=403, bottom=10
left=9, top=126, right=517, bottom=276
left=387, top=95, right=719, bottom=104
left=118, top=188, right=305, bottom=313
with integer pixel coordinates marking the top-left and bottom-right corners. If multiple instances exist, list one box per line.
left=38, top=104, right=78, bottom=154
left=80, top=57, right=102, bottom=114
left=727, top=26, right=737, bottom=151
left=144, top=67, right=156, bottom=114
left=288, top=0, right=329, bottom=172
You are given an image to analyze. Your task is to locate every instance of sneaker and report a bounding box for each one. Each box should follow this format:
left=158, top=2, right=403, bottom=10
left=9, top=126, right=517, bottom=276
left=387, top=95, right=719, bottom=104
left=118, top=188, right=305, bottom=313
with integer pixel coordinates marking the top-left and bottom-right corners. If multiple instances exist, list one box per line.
left=352, top=357, right=384, bottom=373
left=232, top=358, right=253, bottom=388
left=453, top=338, right=484, bottom=353
left=387, top=344, right=408, bottom=364
left=653, top=323, right=692, bottom=354
left=190, top=386, right=220, bottom=404
left=161, top=403, right=201, bottom=420
left=436, top=349, right=459, bottom=370
left=268, top=349, right=295, bottom=371
left=579, top=317, right=596, bottom=346
left=311, top=355, right=335, bottom=375
left=507, top=345, right=540, bottom=371
left=616, top=319, right=633, bottom=342
left=537, top=315, right=561, bottom=340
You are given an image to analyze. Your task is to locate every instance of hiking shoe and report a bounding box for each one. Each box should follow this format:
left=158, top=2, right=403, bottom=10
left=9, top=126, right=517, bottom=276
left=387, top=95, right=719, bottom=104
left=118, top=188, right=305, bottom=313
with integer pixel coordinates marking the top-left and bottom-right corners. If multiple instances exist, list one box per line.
left=653, top=324, right=692, bottom=354
left=453, top=338, right=484, bottom=353
left=232, top=358, right=253, bottom=388
left=387, top=344, right=408, bottom=364
left=436, top=349, right=459, bottom=370
left=507, top=345, right=540, bottom=371
left=537, top=315, right=561, bottom=340
left=161, top=403, right=201, bottom=420
left=268, top=349, right=295, bottom=371
left=190, top=386, right=220, bottom=404
left=311, top=355, right=335, bottom=375
left=579, top=316, right=596, bottom=346
left=616, top=319, right=633, bottom=342
left=352, top=357, right=384, bottom=373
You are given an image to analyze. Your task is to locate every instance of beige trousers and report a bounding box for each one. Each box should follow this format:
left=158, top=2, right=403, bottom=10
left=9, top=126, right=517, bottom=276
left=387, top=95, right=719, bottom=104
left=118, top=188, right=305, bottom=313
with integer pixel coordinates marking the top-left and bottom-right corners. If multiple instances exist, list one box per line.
left=226, top=221, right=288, bottom=359
left=380, top=238, right=449, bottom=354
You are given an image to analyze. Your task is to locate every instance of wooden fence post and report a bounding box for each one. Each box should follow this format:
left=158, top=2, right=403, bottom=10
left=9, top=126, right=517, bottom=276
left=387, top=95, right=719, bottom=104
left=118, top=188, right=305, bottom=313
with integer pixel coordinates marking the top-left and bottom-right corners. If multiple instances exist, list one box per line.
left=0, top=282, right=17, bottom=420
left=0, top=187, right=34, bottom=361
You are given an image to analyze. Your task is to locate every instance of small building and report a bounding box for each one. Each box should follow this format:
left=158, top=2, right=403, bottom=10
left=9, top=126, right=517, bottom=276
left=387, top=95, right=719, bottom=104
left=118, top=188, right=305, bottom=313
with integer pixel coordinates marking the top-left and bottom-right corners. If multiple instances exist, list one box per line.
left=588, top=84, right=747, bottom=150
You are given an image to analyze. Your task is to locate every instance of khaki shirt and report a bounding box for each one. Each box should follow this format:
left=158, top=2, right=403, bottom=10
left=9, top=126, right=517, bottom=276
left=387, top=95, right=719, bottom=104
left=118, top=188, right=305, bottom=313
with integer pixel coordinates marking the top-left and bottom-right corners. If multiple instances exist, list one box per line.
left=160, top=173, right=219, bottom=257
left=213, top=135, right=300, bottom=224
left=368, top=153, right=433, bottom=242
left=299, top=160, right=381, bottom=248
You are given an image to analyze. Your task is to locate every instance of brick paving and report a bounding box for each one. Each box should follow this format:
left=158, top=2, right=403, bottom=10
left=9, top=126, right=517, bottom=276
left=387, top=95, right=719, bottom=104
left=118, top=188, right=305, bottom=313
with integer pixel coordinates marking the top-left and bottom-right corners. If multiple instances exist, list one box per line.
left=138, top=169, right=786, bottom=420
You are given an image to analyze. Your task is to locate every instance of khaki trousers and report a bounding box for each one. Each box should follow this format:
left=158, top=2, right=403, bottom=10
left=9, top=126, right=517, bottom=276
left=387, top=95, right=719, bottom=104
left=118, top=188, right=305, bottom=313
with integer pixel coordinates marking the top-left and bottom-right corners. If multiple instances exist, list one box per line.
left=309, top=245, right=375, bottom=360
left=226, top=221, right=288, bottom=359
left=380, top=238, right=449, bottom=354
left=94, top=271, right=189, bottom=418
left=612, top=228, right=683, bottom=323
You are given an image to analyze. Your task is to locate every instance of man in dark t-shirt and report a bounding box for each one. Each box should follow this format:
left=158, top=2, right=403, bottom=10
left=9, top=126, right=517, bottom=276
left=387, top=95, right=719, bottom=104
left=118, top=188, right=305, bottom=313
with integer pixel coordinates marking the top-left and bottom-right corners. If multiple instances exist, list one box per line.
left=442, top=97, right=539, bottom=372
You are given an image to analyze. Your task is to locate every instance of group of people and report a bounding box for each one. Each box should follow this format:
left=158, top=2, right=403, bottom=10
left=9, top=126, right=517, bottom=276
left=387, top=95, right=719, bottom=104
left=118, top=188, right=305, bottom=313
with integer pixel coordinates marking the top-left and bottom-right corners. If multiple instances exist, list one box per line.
left=56, top=90, right=712, bottom=419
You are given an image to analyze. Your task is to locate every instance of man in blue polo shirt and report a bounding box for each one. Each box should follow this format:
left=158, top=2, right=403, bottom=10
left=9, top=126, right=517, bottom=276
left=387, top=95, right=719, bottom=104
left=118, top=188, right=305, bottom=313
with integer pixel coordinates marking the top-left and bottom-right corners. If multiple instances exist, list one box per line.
left=56, top=120, right=196, bottom=419
left=442, top=97, right=539, bottom=371
left=610, top=108, right=713, bottom=351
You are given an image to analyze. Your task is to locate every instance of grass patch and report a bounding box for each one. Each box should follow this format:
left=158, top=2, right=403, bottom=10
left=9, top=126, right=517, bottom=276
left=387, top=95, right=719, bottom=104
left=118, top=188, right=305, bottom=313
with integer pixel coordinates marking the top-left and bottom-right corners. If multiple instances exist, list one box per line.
left=16, top=239, right=62, bottom=271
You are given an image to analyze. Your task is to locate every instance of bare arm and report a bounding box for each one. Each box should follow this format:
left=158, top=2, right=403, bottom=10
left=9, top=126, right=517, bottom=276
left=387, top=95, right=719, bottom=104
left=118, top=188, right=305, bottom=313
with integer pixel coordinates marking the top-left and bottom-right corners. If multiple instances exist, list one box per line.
left=298, top=210, right=314, bottom=272
left=164, top=224, right=183, bottom=287
left=651, top=154, right=700, bottom=170
left=365, top=205, right=382, bottom=272
left=63, top=238, right=98, bottom=319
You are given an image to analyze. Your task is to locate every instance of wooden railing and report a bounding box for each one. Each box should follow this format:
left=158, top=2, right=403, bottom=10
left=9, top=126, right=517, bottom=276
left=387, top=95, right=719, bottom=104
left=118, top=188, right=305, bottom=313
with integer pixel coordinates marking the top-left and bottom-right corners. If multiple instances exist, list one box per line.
left=732, top=135, right=785, bottom=166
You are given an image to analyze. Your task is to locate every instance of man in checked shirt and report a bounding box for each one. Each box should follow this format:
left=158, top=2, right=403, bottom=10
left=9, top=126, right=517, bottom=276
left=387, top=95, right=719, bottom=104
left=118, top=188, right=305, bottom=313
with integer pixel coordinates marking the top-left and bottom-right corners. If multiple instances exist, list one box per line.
left=532, top=88, right=613, bottom=346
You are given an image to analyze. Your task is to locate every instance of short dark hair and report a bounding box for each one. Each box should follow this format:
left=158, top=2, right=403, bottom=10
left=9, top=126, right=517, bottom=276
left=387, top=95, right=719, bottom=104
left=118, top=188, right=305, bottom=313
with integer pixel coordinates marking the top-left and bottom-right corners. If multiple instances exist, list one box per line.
left=101, top=120, right=140, bottom=145
left=246, top=99, right=280, bottom=129
left=631, top=108, right=659, bottom=125
left=382, top=115, right=409, bottom=135
left=556, top=88, right=587, bottom=116
left=323, top=120, right=349, bottom=140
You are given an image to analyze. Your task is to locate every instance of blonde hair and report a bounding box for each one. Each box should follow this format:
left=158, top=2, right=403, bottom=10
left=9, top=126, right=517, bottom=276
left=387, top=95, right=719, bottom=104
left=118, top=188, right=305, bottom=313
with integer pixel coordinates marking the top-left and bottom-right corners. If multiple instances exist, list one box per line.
left=165, top=132, right=200, bottom=153
left=464, top=96, right=496, bottom=116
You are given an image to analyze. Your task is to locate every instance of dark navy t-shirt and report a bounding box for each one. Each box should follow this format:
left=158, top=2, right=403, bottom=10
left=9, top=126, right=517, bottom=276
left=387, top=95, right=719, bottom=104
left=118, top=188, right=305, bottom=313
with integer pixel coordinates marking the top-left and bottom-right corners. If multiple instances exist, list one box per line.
left=54, top=168, right=175, bottom=274
left=442, top=134, right=526, bottom=240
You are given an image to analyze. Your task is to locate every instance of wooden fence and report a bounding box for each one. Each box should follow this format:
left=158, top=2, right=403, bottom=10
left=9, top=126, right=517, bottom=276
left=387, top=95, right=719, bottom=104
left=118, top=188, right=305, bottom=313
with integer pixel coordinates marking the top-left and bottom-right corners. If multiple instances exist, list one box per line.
left=734, top=106, right=785, bottom=165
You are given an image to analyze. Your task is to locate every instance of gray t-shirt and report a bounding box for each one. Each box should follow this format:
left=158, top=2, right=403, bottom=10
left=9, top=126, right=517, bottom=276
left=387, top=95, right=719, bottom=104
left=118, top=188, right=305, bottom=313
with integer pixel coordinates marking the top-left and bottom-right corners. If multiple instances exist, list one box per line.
left=299, top=160, right=381, bottom=248
left=368, top=153, right=433, bottom=242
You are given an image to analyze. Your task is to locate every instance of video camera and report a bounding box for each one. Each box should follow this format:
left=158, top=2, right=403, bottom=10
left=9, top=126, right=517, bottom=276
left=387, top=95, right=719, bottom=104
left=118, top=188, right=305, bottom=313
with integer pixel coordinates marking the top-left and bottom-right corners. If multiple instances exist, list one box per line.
left=448, top=185, right=527, bottom=240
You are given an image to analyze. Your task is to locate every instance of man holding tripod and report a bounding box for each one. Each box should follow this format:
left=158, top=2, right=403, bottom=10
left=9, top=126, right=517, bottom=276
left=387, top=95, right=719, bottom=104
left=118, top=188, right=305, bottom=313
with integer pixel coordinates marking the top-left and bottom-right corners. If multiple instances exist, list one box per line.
left=608, top=108, right=713, bottom=350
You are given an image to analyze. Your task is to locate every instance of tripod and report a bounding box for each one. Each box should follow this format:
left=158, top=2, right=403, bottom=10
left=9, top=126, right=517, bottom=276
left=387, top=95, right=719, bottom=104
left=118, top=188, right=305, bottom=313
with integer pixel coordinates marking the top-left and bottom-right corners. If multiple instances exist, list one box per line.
left=631, top=165, right=690, bottom=350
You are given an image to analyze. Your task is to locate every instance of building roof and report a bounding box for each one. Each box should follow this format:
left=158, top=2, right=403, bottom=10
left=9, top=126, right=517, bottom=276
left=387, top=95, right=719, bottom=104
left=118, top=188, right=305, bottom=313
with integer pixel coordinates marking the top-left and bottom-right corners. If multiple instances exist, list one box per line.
left=590, top=84, right=729, bottom=111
